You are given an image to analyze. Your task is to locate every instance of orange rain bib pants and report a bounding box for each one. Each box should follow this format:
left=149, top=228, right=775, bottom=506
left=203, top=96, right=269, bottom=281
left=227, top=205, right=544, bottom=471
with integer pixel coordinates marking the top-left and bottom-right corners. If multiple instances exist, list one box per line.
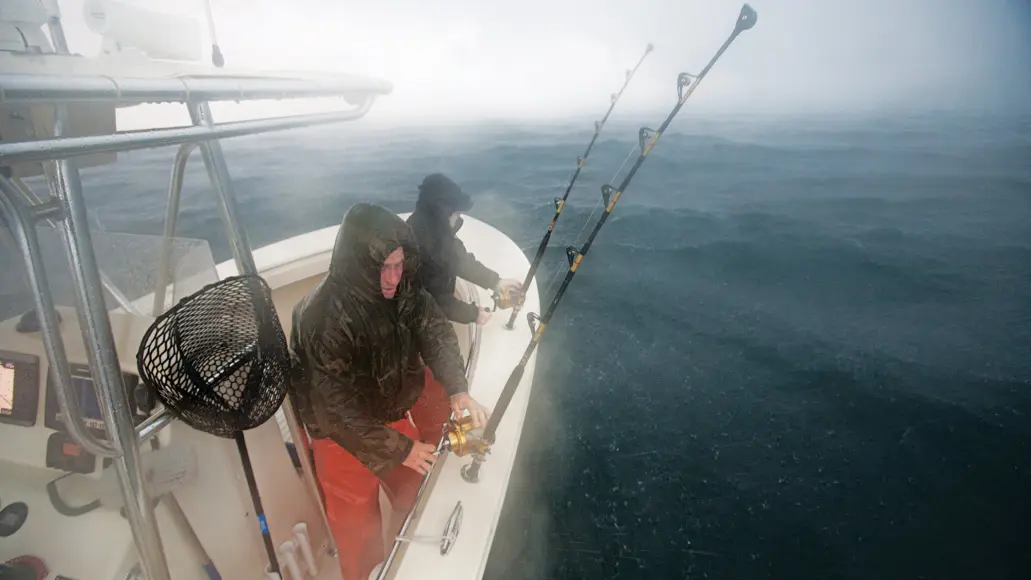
left=311, top=367, right=452, bottom=580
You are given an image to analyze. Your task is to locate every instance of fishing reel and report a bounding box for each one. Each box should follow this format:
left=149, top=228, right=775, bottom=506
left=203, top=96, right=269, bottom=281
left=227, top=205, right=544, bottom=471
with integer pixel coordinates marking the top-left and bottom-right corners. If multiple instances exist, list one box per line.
left=487, top=285, right=523, bottom=312
left=440, top=415, right=491, bottom=458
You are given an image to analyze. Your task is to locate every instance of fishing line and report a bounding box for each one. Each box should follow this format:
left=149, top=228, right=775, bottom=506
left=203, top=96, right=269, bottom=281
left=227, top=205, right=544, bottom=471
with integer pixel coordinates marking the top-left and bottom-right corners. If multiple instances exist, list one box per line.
left=494, top=135, right=638, bottom=270
left=479, top=165, right=581, bottom=248
left=503, top=43, right=655, bottom=329
left=452, top=4, right=760, bottom=483
left=610, top=142, right=641, bottom=183
left=571, top=142, right=640, bottom=248
left=539, top=141, right=640, bottom=301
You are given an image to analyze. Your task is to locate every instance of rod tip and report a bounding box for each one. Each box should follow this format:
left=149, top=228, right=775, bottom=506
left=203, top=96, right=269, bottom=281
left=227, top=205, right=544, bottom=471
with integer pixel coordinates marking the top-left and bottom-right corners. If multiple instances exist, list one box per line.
left=736, top=4, right=758, bottom=32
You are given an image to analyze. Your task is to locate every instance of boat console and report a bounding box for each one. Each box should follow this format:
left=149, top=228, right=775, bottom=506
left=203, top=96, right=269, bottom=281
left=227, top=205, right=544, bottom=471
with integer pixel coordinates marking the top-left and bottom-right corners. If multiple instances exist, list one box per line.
left=0, top=307, right=158, bottom=578
left=0, top=230, right=330, bottom=580
left=0, top=309, right=154, bottom=476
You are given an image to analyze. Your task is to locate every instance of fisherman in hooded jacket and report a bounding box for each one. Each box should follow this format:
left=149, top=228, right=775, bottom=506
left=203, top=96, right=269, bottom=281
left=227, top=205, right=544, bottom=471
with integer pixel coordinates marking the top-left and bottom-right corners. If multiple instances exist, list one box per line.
left=287, top=202, right=491, bottom=580
left=406, top=173, right=524, bottom=326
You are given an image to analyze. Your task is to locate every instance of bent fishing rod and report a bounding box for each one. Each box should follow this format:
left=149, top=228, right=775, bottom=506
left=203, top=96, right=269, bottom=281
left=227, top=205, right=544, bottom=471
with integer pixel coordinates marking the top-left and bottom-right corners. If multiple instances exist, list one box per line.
left=446, top=3, right=758, bottom=483
left=503, top=43, right=654, bottom=330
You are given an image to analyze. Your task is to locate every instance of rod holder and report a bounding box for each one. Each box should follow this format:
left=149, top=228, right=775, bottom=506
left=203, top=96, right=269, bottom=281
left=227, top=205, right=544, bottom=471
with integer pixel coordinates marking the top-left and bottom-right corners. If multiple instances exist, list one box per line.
left=461, top=458, right=483, bottom=483
left=291, top=523, right=317, bottom=577
left=277, top=541, right=304, bottom=580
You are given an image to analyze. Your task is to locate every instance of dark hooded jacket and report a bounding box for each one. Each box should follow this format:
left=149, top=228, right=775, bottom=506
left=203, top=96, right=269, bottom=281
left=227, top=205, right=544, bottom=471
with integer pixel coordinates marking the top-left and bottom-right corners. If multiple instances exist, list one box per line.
left=287, top=203, right=469, bottom=479
left=406, top=174, right=500, bottom=324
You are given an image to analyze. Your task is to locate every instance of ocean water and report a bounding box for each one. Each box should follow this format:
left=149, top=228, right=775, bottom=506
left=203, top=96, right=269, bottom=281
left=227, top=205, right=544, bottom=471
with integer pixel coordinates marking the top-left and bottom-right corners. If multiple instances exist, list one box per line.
left=5, top=110, right=1030, bottom=579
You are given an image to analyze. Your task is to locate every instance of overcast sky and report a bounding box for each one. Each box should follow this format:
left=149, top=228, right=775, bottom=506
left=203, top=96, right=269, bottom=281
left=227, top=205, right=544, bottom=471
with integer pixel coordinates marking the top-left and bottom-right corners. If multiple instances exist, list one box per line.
left=52, top=0, right=1031, bottom=129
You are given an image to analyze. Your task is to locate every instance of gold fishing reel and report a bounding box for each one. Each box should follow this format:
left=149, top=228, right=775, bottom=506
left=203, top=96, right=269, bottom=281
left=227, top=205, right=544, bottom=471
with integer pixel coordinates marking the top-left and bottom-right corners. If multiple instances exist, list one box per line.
left=441, top=415, right=491, bottom=457
left=490, top=285, right=523, bottom=311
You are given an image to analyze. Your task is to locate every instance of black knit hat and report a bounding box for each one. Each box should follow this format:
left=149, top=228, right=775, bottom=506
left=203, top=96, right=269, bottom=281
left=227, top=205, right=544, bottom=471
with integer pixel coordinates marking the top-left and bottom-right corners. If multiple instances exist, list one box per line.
left=417, top=173, right=473, bottom=214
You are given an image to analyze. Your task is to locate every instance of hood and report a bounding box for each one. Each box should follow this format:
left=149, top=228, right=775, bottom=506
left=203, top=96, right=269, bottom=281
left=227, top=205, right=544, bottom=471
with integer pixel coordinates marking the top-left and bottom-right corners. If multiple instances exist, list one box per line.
left=327, top=203, right=420, bottom=303
left=414, top=173, right=473, bottom=218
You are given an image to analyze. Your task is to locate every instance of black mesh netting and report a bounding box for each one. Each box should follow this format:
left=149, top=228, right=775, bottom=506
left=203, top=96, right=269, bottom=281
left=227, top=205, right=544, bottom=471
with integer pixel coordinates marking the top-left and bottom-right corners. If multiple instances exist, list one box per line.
left=136, top=274, right=290, bottom=438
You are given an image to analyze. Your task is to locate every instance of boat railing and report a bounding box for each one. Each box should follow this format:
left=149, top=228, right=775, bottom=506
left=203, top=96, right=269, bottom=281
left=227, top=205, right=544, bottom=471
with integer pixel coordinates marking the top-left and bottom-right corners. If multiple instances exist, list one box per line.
left=0, top=6, right=391, bottom=579
left=1, top=175, right=142, bottom=314
left=0, top=98, right=377, bottom=165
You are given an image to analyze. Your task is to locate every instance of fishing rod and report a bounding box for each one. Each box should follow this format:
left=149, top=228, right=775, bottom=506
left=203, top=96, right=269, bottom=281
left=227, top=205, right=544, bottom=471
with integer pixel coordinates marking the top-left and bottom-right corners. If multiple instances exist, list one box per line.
left=446, top=3, right=758, bottom=483
left=502, top=43, right=654, bottom=329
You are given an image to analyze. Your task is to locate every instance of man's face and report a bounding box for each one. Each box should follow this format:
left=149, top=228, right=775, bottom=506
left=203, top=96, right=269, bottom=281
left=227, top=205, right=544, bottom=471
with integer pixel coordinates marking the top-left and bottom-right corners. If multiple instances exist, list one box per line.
left=380, top=247, right=404, bottom=299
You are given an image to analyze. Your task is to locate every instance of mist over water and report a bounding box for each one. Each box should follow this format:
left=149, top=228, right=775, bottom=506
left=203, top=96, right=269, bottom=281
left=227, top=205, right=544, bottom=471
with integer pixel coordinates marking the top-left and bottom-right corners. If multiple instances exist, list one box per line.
left=61, top=0, right=1031, bottom=129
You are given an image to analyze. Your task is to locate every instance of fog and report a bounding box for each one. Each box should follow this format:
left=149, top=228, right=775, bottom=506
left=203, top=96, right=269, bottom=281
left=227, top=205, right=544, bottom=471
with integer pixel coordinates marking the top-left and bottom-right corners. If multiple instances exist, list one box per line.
left=52, top=0, right=1031, bottom=128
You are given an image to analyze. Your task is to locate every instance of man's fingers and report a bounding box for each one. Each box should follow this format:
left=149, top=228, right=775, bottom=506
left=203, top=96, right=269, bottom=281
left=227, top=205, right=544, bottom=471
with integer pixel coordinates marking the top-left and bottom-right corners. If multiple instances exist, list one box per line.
left=418, top=457, right=434, bottom=475
left=477, top=403, right=490, bottom=422
left=446, top=398, right=491, bottom=427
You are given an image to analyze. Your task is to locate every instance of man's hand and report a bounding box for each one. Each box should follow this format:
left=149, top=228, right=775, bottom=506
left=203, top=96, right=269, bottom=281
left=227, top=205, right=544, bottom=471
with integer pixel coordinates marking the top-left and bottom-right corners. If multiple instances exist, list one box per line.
left=450, top=392, right=491, bottom=428
left=402, top=440, right=437, bottom=475
left=476, top=308, right=492, bottom=326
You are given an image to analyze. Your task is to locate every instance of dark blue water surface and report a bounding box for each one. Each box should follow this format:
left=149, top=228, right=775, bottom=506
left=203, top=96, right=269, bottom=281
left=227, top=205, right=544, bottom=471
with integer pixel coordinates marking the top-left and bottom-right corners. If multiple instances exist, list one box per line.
left=16, top=110, right=1031, bottom=579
